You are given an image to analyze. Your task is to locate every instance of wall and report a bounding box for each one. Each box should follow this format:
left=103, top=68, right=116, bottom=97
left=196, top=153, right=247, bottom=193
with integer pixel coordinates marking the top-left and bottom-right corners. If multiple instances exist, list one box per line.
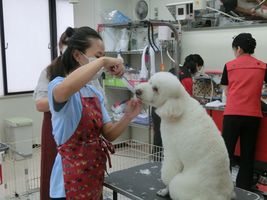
left=0, top=95, right=43, bottom=144
left=149, top=0, right=178, bottom=20
left=181, top=26, right=267, bottom=71
left=149, top=0, right=267, bottom=70
left=73, top=0, right=137, bottom=29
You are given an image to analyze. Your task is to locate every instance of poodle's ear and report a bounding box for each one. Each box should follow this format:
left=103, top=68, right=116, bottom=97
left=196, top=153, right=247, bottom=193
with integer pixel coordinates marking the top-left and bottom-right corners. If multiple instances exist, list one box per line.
left=156, top=98, right=183, bottom=121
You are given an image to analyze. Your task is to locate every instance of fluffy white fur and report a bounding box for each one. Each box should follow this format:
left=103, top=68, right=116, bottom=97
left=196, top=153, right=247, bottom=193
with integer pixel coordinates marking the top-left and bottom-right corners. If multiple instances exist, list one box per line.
left=135, top=72, right=234, bottom=200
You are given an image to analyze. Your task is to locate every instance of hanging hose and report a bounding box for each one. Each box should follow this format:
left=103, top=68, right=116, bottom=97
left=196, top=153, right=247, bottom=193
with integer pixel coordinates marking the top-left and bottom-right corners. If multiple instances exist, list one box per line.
left=147, top=21, right=159, bottom=52
left=150, top=23, right=160, bottom=52
left=160, top=43, right=165, bottom=71
left=166, top=48, right=176, bottom=63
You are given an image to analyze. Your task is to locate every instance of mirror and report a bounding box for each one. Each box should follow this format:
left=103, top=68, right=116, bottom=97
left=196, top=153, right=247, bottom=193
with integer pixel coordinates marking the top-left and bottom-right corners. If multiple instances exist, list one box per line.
left=171, top=0, right=267, bottom=30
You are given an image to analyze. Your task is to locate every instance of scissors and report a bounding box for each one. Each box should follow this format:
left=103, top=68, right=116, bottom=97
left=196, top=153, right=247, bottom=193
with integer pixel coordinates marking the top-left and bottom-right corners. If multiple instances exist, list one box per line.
left=121, top=75, right=136, bottom=94
left=110, top=65, right=136, bottom=94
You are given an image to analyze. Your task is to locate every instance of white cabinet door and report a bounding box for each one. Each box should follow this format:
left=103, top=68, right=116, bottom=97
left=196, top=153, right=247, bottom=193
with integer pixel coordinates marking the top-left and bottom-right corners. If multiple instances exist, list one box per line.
left=2, top=0, right=50, bottom=94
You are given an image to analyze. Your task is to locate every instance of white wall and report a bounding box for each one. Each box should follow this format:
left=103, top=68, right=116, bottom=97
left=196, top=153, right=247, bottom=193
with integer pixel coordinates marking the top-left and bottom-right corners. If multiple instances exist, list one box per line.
left=148, top=0, right=267, bottom=70
left=149, top=0, right=179, bottom=20
left=73, top=0, right=136, bottom=29
left=0, top=95, right=43, bottom=143
left=181, top=26, right=267, bottom=71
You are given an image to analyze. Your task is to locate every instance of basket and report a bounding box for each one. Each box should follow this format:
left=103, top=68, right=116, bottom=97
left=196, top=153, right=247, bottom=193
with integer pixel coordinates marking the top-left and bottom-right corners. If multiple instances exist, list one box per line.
left=0, top=139, right=40, bottom=200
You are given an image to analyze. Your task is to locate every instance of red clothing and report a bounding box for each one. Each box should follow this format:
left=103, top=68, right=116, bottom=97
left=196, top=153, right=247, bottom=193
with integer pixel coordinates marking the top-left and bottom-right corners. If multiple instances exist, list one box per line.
left=181, top=77, right=193, bottom=96
left=224, top=54, right=266, bottom=117
left=40, top=112, right=57, bottom=200
left=178, top=67, right=193, bottom=96
left=58, top=95, right=114, bottom=199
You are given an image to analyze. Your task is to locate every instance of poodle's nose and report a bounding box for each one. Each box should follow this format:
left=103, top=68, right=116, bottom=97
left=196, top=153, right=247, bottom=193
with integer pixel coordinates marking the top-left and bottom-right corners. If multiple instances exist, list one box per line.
left=135, top=89, right=142, bottom=96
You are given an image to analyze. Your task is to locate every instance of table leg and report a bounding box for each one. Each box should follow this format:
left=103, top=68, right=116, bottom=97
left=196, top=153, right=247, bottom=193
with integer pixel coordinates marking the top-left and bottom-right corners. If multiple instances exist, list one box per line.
left=113, top=191, right=118, bottom=200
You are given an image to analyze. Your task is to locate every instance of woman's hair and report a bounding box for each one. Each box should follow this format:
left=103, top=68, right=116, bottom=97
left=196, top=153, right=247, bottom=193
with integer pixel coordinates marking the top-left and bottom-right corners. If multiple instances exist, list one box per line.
left=183, top=54, right=204, bottom=75
left=58, top=27, right=76, bottom=54
left=232, top=33, right=256, bottom=54
left=192, top=54, right=204, bottom=67
left=46, top=26, right=102, bottom=81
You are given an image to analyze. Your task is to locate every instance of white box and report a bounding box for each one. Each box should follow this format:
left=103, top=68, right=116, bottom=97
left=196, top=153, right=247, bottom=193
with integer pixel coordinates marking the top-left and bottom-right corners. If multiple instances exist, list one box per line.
left=4, top=117, right=33, bottom=160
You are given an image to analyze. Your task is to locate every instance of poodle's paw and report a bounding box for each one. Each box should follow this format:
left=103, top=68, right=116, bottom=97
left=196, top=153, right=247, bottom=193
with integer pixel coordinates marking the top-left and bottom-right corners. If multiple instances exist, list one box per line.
left=156, top=187, right=169, bottom=197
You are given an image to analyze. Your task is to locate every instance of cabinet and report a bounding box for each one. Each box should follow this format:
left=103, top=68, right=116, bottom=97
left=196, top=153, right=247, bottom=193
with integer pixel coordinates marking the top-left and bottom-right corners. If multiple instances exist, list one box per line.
left=98, top=20, right=181, bottom=144
left=103, top=50, right=151, bottom=143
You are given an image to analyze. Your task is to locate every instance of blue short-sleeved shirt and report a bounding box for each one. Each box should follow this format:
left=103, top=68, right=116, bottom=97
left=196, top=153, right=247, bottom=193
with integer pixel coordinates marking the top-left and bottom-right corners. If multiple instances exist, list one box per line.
left=48, top=77, right=111, bottom=198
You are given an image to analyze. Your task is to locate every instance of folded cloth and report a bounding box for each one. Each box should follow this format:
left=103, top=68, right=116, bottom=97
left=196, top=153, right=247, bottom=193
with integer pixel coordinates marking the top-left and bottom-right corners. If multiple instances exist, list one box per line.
left=205, top=100, right=225, bottom=107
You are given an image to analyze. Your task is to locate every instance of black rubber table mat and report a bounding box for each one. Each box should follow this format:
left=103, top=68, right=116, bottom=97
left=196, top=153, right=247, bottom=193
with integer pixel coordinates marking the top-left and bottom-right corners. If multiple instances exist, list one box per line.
left=104, top=162, right=264, bottom=200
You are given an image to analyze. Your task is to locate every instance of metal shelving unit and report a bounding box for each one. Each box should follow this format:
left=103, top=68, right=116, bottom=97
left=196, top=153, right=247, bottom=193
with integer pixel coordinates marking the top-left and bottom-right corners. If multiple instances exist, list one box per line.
left=99, top=20, right=181, bottom=144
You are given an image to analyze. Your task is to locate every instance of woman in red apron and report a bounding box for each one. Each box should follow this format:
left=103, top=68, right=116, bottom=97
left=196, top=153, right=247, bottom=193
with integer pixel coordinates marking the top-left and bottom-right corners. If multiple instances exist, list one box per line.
left=33, top=27, right=75, bottom=200
left=48, top=26, right=142, bottom=200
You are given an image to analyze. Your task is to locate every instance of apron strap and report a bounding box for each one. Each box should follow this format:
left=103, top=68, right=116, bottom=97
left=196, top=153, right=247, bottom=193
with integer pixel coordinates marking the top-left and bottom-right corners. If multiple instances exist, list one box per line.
left=100, top=137, right=115, bottom=168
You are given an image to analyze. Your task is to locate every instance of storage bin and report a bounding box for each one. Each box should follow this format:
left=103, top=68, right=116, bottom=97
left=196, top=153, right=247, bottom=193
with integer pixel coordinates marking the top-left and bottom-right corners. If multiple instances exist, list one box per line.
left=4, top=117, right=33, bottom=160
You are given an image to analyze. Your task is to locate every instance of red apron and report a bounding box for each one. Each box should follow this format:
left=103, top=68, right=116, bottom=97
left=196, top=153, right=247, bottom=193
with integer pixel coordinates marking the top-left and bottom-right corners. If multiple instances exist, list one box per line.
left=57, top=95, right=114, bottom=200
left=40, top=112, right=57, bottom=200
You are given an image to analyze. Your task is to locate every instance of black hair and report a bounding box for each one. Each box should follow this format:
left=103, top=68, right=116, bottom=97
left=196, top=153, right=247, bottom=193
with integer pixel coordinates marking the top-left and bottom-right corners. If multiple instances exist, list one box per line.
left=232, top=33, right=256, bottom=54
left=58, top=27, right=76, bottom=54
left=46, top=26, right=102, bottom=81
left=192, top=54, right=204, bottom=67
left=62, top=26, right=102, bottom=76
left=183, top=54, right=204, bottom=75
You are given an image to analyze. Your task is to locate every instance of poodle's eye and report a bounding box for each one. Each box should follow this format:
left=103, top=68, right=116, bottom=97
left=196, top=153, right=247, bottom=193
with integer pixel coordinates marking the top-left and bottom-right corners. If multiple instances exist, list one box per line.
left=152, top=86, right=158, bottom=93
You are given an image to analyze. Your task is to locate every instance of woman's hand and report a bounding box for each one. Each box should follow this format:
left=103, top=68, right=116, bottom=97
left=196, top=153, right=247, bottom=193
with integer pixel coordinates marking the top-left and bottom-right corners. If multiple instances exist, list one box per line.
left=101, top=57, right=124, bottom=77
left=124, top=98, right=143, bottom=120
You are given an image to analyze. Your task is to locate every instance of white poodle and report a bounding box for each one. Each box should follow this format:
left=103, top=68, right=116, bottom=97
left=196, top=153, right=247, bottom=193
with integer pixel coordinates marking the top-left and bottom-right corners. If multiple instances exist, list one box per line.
left=135, top=72, right=234, bottom=200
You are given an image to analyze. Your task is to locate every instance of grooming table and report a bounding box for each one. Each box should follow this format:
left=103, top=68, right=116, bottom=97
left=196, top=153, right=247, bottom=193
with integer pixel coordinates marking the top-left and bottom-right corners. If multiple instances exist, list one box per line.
left=104, top=162, right=264, bottom=200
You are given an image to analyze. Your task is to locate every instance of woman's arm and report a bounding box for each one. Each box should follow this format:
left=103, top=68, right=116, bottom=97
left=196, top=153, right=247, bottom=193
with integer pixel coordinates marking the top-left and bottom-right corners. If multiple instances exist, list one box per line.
left=53, top=57, right=124, bottom=103
left=102, top=99, right=142, bottom=141
left=35, top=98, right=49, bottom=112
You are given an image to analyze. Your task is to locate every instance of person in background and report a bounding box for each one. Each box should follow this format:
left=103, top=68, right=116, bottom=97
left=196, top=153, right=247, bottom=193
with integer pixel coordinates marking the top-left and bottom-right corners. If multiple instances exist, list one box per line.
left=48, top=26, right=142, bottom=200
left=152, top=54, right=204, bottom=154
left=220, top=33, right=267, bottom=191
left=33, top=27, right=75, bottom=200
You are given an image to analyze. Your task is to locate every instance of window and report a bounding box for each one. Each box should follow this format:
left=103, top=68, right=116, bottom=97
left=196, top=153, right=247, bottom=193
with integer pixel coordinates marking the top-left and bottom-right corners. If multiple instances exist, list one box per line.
left=2, top=0, right=51, bottom=94
left=0, top=0, right=74, bottom=95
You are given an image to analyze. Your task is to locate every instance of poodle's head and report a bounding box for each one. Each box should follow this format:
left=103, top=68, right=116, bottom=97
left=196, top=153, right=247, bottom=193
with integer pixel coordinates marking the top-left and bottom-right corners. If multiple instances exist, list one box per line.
left=135, top=72, right=188, bottom=120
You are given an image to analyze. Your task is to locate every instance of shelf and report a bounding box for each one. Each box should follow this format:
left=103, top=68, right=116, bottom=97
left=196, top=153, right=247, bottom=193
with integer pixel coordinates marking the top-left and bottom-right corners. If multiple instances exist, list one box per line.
left=105, top=50, right=143, bottom=55
left=105, top=85, right=129, bottom=91
left=129, top=122, right=150, bottom=129
left=98, top=20, right=179, bottom=29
